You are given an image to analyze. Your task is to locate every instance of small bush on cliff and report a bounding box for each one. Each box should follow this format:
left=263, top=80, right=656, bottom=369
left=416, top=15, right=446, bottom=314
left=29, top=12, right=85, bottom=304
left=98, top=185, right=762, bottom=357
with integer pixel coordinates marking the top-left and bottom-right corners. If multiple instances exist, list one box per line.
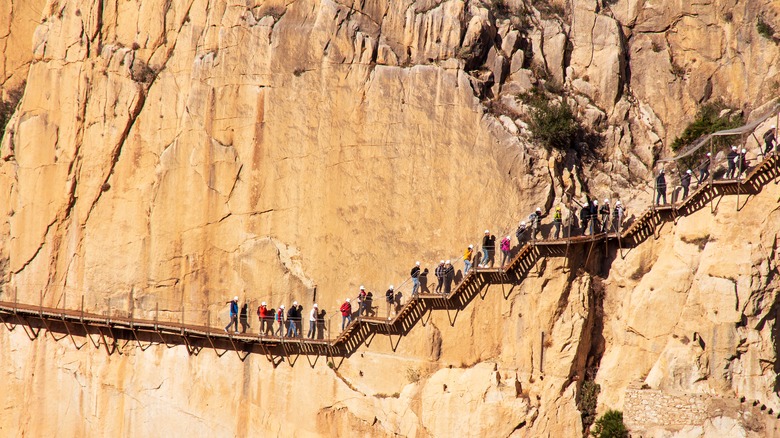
left=524, top=92, right=579, bottom=151
left=590, top=410, right=628, bottom=438
left=0, top=82, right=25, bottom=143
left=670, top=99, right=743, bottom=169
left=757, top=15, right=776, bottom=40
left=577, top=380, right=601, bottom=431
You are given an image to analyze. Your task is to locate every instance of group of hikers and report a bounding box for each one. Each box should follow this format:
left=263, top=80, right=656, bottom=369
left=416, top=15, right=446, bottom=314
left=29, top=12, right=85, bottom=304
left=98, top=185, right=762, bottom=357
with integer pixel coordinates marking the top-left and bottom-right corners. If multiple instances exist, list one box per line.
left=655, top=132, right=778, bottom=205
left=223, top=129, right=778, bottom=339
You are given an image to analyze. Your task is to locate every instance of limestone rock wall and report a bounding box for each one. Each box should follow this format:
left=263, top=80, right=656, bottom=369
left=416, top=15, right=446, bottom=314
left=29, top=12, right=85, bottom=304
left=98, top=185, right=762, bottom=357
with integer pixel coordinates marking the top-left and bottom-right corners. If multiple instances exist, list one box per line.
left=0, top=0, right=780, bottom=437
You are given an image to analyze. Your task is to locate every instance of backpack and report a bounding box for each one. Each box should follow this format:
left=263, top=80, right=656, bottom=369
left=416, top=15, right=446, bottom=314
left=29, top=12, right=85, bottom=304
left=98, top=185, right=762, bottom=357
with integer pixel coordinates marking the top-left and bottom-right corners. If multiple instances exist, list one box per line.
left=275, top=310, right=282, bottom=322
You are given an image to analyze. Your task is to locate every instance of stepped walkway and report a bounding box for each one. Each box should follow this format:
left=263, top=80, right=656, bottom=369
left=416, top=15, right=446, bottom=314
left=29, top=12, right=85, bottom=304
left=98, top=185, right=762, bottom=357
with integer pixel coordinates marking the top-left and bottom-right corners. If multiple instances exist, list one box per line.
left=1, top=155, right=779, bottom=365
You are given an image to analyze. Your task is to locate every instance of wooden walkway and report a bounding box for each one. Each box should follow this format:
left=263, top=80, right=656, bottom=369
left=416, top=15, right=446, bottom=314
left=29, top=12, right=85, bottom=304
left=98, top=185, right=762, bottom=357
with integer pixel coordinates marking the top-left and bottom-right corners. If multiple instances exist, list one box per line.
left=1, top=155, right=778, bottom=364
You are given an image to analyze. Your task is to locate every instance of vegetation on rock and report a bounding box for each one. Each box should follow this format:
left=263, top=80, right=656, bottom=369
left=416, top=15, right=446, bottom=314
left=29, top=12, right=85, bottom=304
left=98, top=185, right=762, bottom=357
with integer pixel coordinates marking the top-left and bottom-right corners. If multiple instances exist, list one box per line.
left=0, top=82, right=25, bottom=144
left=590, top=410, right=628, bottom=438
left=670, top=100, right=744, bottom=169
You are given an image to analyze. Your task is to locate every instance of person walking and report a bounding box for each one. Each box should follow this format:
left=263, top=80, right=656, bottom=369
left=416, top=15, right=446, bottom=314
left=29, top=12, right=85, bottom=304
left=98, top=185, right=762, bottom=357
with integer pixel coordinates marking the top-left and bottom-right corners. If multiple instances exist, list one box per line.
left=364, top=292, right=374, bottom=316
left=516, top=221, right=528, bottom=245
left=499, top=236, right=511, bottom=268
left=435, top=260, right=445, bottom=292
left=656, top=169, right=667, bottom=205
left=224, top=296, right=239, bottom=334
left=480, top=230, right=495, bottom=267
left=385, top=286, right=395, bottom=318
left=552, top=206, right=562, bottom=239
left=239, top=303, right=250, bottom=334
left=308, top=304, right=318, bottom=339
left=589, top=200, right=600, bottom=234
left=726, top=146, right=738, bottom=179
left=463, top=245, right=474, bottom=274
left=257, top=301, right=270, bottom=335
left=340, top=298, right=353, bottom=330
left=529, top=208, right=542, bottom=240
left=356, top=286, right=366, bottom=317
left=443, top=261, right=455, bottom=295
left=697, top=153, right=711, bottom=184
left=286, top=301, right=300, bottom=337
left=579, top=201, right=590, bottom=236
left=275, top=305, right=285, bottom=336
left=410, top=262, right=421, bottom=297
left=612, top=201, right=625, bottom=234
left=681, top=169, right=692, bottom=199
left=599, top=200, right=611, bottom=233
left=738, top=148, right=748, bottom=178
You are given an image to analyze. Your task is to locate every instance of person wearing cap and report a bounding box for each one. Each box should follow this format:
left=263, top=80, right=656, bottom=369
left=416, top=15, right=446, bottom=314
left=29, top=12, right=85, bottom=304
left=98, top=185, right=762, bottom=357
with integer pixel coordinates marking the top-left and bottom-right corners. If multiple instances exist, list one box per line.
left=224, top=296, right=239, bottom=334
left=680, top=169, right=692, bottom=199
left=257, top=301, right=270, bottom=335
left=286, top=301, right=300, bottom=337
left=385, top=286, right=395, bottom=319
left=552, top=206, right=563, bottom=239
left=499, top=236, right=511, bottom=268
left=357, top=286, right=367, bottom=317
left=308, top=303, right=319, bottom=339
left=598, top=200, right=610, bottom=233
left=656, top=169, right=667, bottom=205
left=410, top=262, right=421, bottom=297
left=726, top=146, right=738, bottom=179
left=443, top=261, right=455, bottom=295
left=612, top=201, right=625, bottom=234
left=528, top=208, right=542, bottom=240
left=480, top=230, right=495, bottom=267
left=435, top=260, right=446, bottom=292
left=340, top=298, right=353, bottom=330
left=737, top=148, right=748, bottom=178
left=698, top=152, right=711, bottom=184
left=589, top=199, right=600, bottom=235
left=516, top=221, right=528, bottom=245
left=239, top=302, right=251, bottom=334
left=275, top=305, right=285, bottom=336
left=463, top=245, right=474, bottom=274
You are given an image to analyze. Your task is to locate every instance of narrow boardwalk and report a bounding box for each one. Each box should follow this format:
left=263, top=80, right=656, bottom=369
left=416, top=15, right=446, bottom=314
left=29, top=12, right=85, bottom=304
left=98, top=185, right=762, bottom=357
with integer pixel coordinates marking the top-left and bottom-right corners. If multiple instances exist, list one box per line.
left=1, top=156, right=778, bottom=365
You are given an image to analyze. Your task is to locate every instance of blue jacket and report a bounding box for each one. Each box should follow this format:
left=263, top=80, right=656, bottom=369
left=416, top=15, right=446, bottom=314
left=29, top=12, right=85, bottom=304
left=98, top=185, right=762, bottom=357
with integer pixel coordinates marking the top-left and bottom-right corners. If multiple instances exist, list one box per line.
left=230, top=301, right=238, bottom=316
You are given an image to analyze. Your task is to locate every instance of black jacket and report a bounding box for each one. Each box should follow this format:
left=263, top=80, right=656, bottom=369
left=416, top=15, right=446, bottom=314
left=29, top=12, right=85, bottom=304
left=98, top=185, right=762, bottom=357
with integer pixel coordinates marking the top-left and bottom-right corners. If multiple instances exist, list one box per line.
left=410, top=266, right=420, bottom=278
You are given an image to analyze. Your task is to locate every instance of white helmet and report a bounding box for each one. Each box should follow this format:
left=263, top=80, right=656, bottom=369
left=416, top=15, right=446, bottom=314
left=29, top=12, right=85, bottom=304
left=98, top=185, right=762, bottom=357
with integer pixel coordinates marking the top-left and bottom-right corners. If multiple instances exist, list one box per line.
left=594, top=200, right=598, bottom=205
left=468, top=244, right=473, bottom=249
left=686, top=169, right=692, bottom=174
left=293, top=301, right=298, bottom=306
left=389, top=285, right=394, bottom=290
left=346, top=298, right=351, bottom=302
left=360, top=285, right=365, bottom=290
left=261, top=301, right=266, bottom=306
left=416, top=261, right=420, bottom=266
left=445, top=260, right=451, bottom=264
left=521, top=221, right=526, bottom=226
left=484, top=229, right=490, bottom=234
left=233, top=296, right=239, bottom=301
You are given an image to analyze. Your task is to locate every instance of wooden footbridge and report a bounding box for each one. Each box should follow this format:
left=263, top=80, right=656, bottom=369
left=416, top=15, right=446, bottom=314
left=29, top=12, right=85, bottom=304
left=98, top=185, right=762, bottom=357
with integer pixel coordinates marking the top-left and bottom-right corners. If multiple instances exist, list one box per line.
left=1, top=155, right=778, bottom=366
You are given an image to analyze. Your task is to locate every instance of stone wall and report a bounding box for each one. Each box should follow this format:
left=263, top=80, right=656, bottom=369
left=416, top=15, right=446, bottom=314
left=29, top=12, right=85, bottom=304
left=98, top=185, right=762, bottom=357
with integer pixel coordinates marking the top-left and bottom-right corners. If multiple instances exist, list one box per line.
left=624, top=384, right=711, bottom=429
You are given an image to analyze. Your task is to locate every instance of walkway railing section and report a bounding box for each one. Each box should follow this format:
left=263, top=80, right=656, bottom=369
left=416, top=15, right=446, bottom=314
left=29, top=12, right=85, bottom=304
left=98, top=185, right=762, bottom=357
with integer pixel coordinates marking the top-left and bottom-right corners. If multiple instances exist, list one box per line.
left=0, top=151, right=779, bottom=362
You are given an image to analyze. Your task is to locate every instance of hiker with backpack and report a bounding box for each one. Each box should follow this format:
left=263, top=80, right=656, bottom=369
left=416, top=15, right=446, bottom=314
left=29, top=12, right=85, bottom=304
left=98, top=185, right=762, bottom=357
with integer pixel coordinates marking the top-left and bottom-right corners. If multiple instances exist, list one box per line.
left=257, top=302, right=270, bottom=335
left=463, top=245, right=474, bottom=274
left=726, top=146, right=738, bottom=179
left=579, top=202, right=590, bottom=236
left=656, top=170, right=667, bottom=205
left=275, top=305, right=285, bottom=336
left=224, top=296, right=239, bottom=334
left=697, top=153, right=711, bottom=185
left=385, top=286, right=395, bottom=318
left=599, top=200, right=611, bottom=233
left=516, top=221, right=528, bottom=245
left=589, top=200, right=600, bottom=234
left=442, top=261, right=455, bottom=295
left=529, top=208, right=542, bottom=240
left=356, top=286, right=367, bottom=317
left=612, top=201, right=625, bottom=234
left=410, top=262, right=421, bottom=297
left=764, top=126, right=776, bottom=156
left=308, top=304, right=318, bottom=339
left=480, top=231, right=496, bottom=267
left=340, top=298, right=353, bottom=330
left=286, top=301, right=300, bottom=337
left=552, top=206, right=562, bottom=239
left=499, top=236, right=511, bottom=268
left=435, top=261, right=445, bottom=293
left=680, top=170, right=692, bottom=199
left=419, top=268, right=430, bottom=294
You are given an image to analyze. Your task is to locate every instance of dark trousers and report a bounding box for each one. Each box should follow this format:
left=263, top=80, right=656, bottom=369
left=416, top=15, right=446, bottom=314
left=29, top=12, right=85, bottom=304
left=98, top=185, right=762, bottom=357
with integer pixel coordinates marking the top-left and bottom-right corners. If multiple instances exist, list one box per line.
left=698, top=169, right=709, bottom=184
left=225, top=314, right=238, bottom=332
left=436, top=277, right=444, bottom=293
left=656, top=190, right=666, bottom=205
left=682, top=185, right=689, bottom=199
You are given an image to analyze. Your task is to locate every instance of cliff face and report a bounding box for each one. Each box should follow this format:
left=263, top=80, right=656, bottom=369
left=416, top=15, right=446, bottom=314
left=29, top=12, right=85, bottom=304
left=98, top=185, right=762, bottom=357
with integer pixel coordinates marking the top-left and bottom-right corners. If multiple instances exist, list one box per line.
left=1, top=0, right=780, bottom=437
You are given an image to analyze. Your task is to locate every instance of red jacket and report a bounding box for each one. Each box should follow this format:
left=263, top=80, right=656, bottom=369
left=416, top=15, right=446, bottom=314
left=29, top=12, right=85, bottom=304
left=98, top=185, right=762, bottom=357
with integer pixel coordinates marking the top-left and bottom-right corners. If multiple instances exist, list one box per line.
left=257, top=305, right=268, bottom=319
left=340, top=302, right=352, bottom=316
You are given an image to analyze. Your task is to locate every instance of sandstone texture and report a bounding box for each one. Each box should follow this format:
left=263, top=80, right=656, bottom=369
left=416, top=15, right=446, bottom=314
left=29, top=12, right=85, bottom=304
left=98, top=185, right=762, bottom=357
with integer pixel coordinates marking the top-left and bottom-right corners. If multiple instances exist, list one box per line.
left=1, top=0, right=780, bottom=436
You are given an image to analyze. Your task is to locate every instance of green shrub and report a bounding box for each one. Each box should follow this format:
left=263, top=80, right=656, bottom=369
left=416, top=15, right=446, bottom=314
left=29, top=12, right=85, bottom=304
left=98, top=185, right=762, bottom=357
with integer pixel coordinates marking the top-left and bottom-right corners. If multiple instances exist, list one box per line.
left=0, top=82, right=25, bottom=143
left=670, top=99, right=744, bottom=169
left=577, top=381, right=601, bottom=431
left=757, top=15, right=775, bottom=40
left=591, top=410, right=628, bottom=438
left=527, top=96, right=579, bottom=151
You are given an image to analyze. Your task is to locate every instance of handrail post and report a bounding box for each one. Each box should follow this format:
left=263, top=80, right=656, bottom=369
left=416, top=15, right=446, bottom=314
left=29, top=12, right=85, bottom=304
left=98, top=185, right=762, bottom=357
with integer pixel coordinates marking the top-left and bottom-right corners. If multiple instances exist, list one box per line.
left=80, top=295, right=84, bottom=322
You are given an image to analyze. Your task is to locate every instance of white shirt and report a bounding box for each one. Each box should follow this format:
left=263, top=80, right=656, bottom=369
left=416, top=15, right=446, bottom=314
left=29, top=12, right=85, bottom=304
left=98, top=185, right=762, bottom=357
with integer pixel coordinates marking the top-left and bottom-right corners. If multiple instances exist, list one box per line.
left=310, top=308, right=317, bottom=321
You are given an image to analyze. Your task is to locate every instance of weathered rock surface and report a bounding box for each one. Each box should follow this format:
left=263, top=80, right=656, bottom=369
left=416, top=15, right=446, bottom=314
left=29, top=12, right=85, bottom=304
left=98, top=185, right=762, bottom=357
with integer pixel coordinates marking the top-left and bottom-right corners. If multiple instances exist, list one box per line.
left=0, top=0, right=779, bottom=437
